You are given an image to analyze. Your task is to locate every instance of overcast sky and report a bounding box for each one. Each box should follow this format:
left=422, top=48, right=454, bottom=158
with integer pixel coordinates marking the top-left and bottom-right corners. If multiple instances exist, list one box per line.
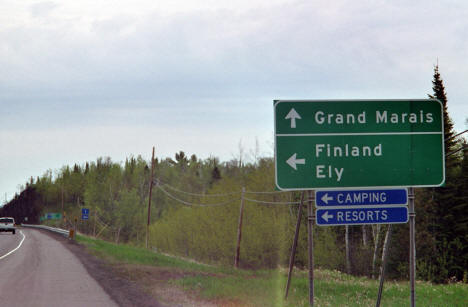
left=1, top=0, right=467, bottom=202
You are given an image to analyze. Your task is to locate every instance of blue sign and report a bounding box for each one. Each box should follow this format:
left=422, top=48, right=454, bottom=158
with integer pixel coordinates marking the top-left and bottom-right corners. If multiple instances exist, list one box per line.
left=81, top=208, right=90, bottom=220
left=315, top=189, right=407, bottom=207
left=316, top=206, right=408, bottom=226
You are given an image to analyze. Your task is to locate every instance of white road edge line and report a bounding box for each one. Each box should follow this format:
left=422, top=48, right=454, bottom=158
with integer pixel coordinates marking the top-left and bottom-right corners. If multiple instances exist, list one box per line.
left=0, top=230, right=26, bottom=260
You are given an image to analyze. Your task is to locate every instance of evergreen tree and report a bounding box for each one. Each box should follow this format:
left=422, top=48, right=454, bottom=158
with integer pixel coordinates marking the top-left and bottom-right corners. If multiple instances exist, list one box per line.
left=453, top=140, right=468, bottom=281
left=429, top=65, right=458, bottom=165
left=425, top=65, right=463, bottom=282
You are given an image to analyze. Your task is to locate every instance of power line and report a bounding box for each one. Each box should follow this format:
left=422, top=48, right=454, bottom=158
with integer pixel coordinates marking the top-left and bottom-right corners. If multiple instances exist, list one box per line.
left=244, top=189, right=294, bottom=195
left=158, top=180, right=241, bottom=197
left=157, top=185, right=239, bottom=207
left=243, top=197, right=302, bottom=205
left=157, top=180, right=301, bottom=206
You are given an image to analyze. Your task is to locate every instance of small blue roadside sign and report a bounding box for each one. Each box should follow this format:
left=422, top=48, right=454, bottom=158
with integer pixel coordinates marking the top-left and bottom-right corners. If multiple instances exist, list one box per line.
left=81, top=208, right=89, bottom=220
left=316, top=206, right=408, bottom=226
left=315, top=189, right=407, bottom=207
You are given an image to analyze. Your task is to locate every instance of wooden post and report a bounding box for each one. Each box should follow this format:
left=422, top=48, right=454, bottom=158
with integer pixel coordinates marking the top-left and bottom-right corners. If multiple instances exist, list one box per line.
left=146, top=147, right=155, bottom=249
left=285, top=191, right=305, bottom=299
left=61, top=185, right=64, bottom=227
left=234, top=187, right=246, bottom=268
left=307, top=190, right=315, bottom=306
left=73, top=217, right=77, bottom=239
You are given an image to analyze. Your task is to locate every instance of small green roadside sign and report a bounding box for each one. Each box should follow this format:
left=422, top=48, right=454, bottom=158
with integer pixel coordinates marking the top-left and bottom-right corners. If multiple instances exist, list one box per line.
left=274, top=99, right=445, bottom=190
left=43, top=212, right=62, bottom=220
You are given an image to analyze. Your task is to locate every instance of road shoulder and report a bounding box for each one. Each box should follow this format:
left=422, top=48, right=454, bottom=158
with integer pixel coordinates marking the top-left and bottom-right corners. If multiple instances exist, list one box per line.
left=38, top=230, right=163, bottom=307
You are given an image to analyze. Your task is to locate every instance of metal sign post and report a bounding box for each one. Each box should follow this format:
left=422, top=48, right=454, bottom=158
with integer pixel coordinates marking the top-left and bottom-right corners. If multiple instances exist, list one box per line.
left=408, top=187, right=416, bottom=307
left=307, top=190, right=315, bottom=306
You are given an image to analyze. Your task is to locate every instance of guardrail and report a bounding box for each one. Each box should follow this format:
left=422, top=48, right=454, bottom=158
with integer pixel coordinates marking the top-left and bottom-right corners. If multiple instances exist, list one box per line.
left=21, top=224, right=71, bottom=237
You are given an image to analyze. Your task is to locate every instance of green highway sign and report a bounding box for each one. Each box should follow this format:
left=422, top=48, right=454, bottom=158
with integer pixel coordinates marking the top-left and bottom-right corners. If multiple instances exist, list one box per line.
left=274, top=100, right=445, bottom=190
left=44, top=213, right=62, bottom=220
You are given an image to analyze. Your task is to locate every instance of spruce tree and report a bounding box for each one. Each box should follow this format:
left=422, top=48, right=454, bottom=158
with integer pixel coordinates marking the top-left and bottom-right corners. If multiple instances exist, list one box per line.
left=453, top=141, right=468, bottom=282
left=426, top=65, right=463, bottom=282
left=429, top=65, right=458, bottom=166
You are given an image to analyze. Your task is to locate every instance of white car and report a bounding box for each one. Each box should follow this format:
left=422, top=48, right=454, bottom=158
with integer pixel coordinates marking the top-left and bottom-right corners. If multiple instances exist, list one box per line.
left=0, top=217, right=16, bottom=234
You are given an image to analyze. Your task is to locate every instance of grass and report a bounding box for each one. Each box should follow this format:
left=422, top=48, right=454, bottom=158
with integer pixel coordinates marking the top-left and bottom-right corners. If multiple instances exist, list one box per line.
left=76, top=234, right=240, bottom=274
left=76, top=235, right=468, bottom=306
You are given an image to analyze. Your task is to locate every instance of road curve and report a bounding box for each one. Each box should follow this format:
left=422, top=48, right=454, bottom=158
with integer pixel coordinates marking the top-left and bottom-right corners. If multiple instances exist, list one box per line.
left=0, top=230, right=24, bottom=259
left=0, top=228, right=118, bottom=307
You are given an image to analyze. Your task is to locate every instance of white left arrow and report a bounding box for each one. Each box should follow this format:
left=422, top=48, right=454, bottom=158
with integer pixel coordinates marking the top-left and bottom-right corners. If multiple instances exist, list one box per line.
left=321, top=193, right=334, bottom=205
left=285, top=108, right=301, bottom=128
left=286, top=153, right=306, bottom=170
left=321, top=211, right=334, bottom=222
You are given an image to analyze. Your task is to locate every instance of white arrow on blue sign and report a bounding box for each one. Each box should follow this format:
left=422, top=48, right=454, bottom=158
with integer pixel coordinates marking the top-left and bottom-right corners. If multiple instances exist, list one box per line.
left=315, top=189, right=407, bottom=207
left=316, top=206, right=408, bottom=226
left=81, top=208, right=90, bottom=220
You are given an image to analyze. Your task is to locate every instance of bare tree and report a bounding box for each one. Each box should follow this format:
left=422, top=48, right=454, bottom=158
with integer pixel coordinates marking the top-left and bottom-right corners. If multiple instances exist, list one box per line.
left=362, top=225, right=368, bottom=247
left=345, top=225, right=351, bottom=274
left=371, top=224, right=381, bottom=278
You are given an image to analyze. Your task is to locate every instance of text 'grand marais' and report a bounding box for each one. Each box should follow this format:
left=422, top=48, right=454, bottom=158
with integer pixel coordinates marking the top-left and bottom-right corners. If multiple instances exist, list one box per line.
left=313, top=110, right=434, bottom=125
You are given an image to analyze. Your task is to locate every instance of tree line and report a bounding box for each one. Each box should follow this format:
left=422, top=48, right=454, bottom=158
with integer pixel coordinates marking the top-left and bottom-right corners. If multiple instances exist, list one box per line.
left=1, top=66, right=466, bottom=283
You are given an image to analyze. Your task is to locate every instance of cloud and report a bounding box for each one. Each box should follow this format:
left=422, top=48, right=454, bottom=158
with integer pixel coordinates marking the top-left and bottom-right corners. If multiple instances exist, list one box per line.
left=30, top=1, right=59, bottom=18
left=2, top=0, right=467, bottom=122
left=1, top=0, right=468, bottom=199
left=2, top=1, right=466, bottom=96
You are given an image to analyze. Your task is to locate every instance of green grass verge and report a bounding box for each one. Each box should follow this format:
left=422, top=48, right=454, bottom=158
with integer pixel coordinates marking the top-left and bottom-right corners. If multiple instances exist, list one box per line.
left=76, top=235, right=468, bottom=306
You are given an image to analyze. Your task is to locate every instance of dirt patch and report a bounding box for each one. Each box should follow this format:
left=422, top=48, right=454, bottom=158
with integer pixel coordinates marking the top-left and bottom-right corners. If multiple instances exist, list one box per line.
left=111, top=264, right=219, bottom=307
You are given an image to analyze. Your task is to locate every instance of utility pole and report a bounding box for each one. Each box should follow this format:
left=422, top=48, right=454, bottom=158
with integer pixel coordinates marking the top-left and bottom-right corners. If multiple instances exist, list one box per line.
left=146, top=147, right=155, bottom=249
left=285, top=191, right=305, bottom=299
left=234, top=187, right=246, bottom=268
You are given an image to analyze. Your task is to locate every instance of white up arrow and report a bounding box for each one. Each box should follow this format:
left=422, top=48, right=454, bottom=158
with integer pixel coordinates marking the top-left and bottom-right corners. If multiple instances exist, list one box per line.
left=321, top=211, right=334, bottom=222
left=285, top=108, right=301, bottom=128
left=286, top=153, right=306, bottom=170
left=321, top=193, right=334, bottom=205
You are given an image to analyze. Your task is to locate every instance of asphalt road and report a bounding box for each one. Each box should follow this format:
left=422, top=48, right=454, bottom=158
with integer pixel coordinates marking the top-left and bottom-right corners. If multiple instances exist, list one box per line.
left=0, top=228, right=118, bottom=307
